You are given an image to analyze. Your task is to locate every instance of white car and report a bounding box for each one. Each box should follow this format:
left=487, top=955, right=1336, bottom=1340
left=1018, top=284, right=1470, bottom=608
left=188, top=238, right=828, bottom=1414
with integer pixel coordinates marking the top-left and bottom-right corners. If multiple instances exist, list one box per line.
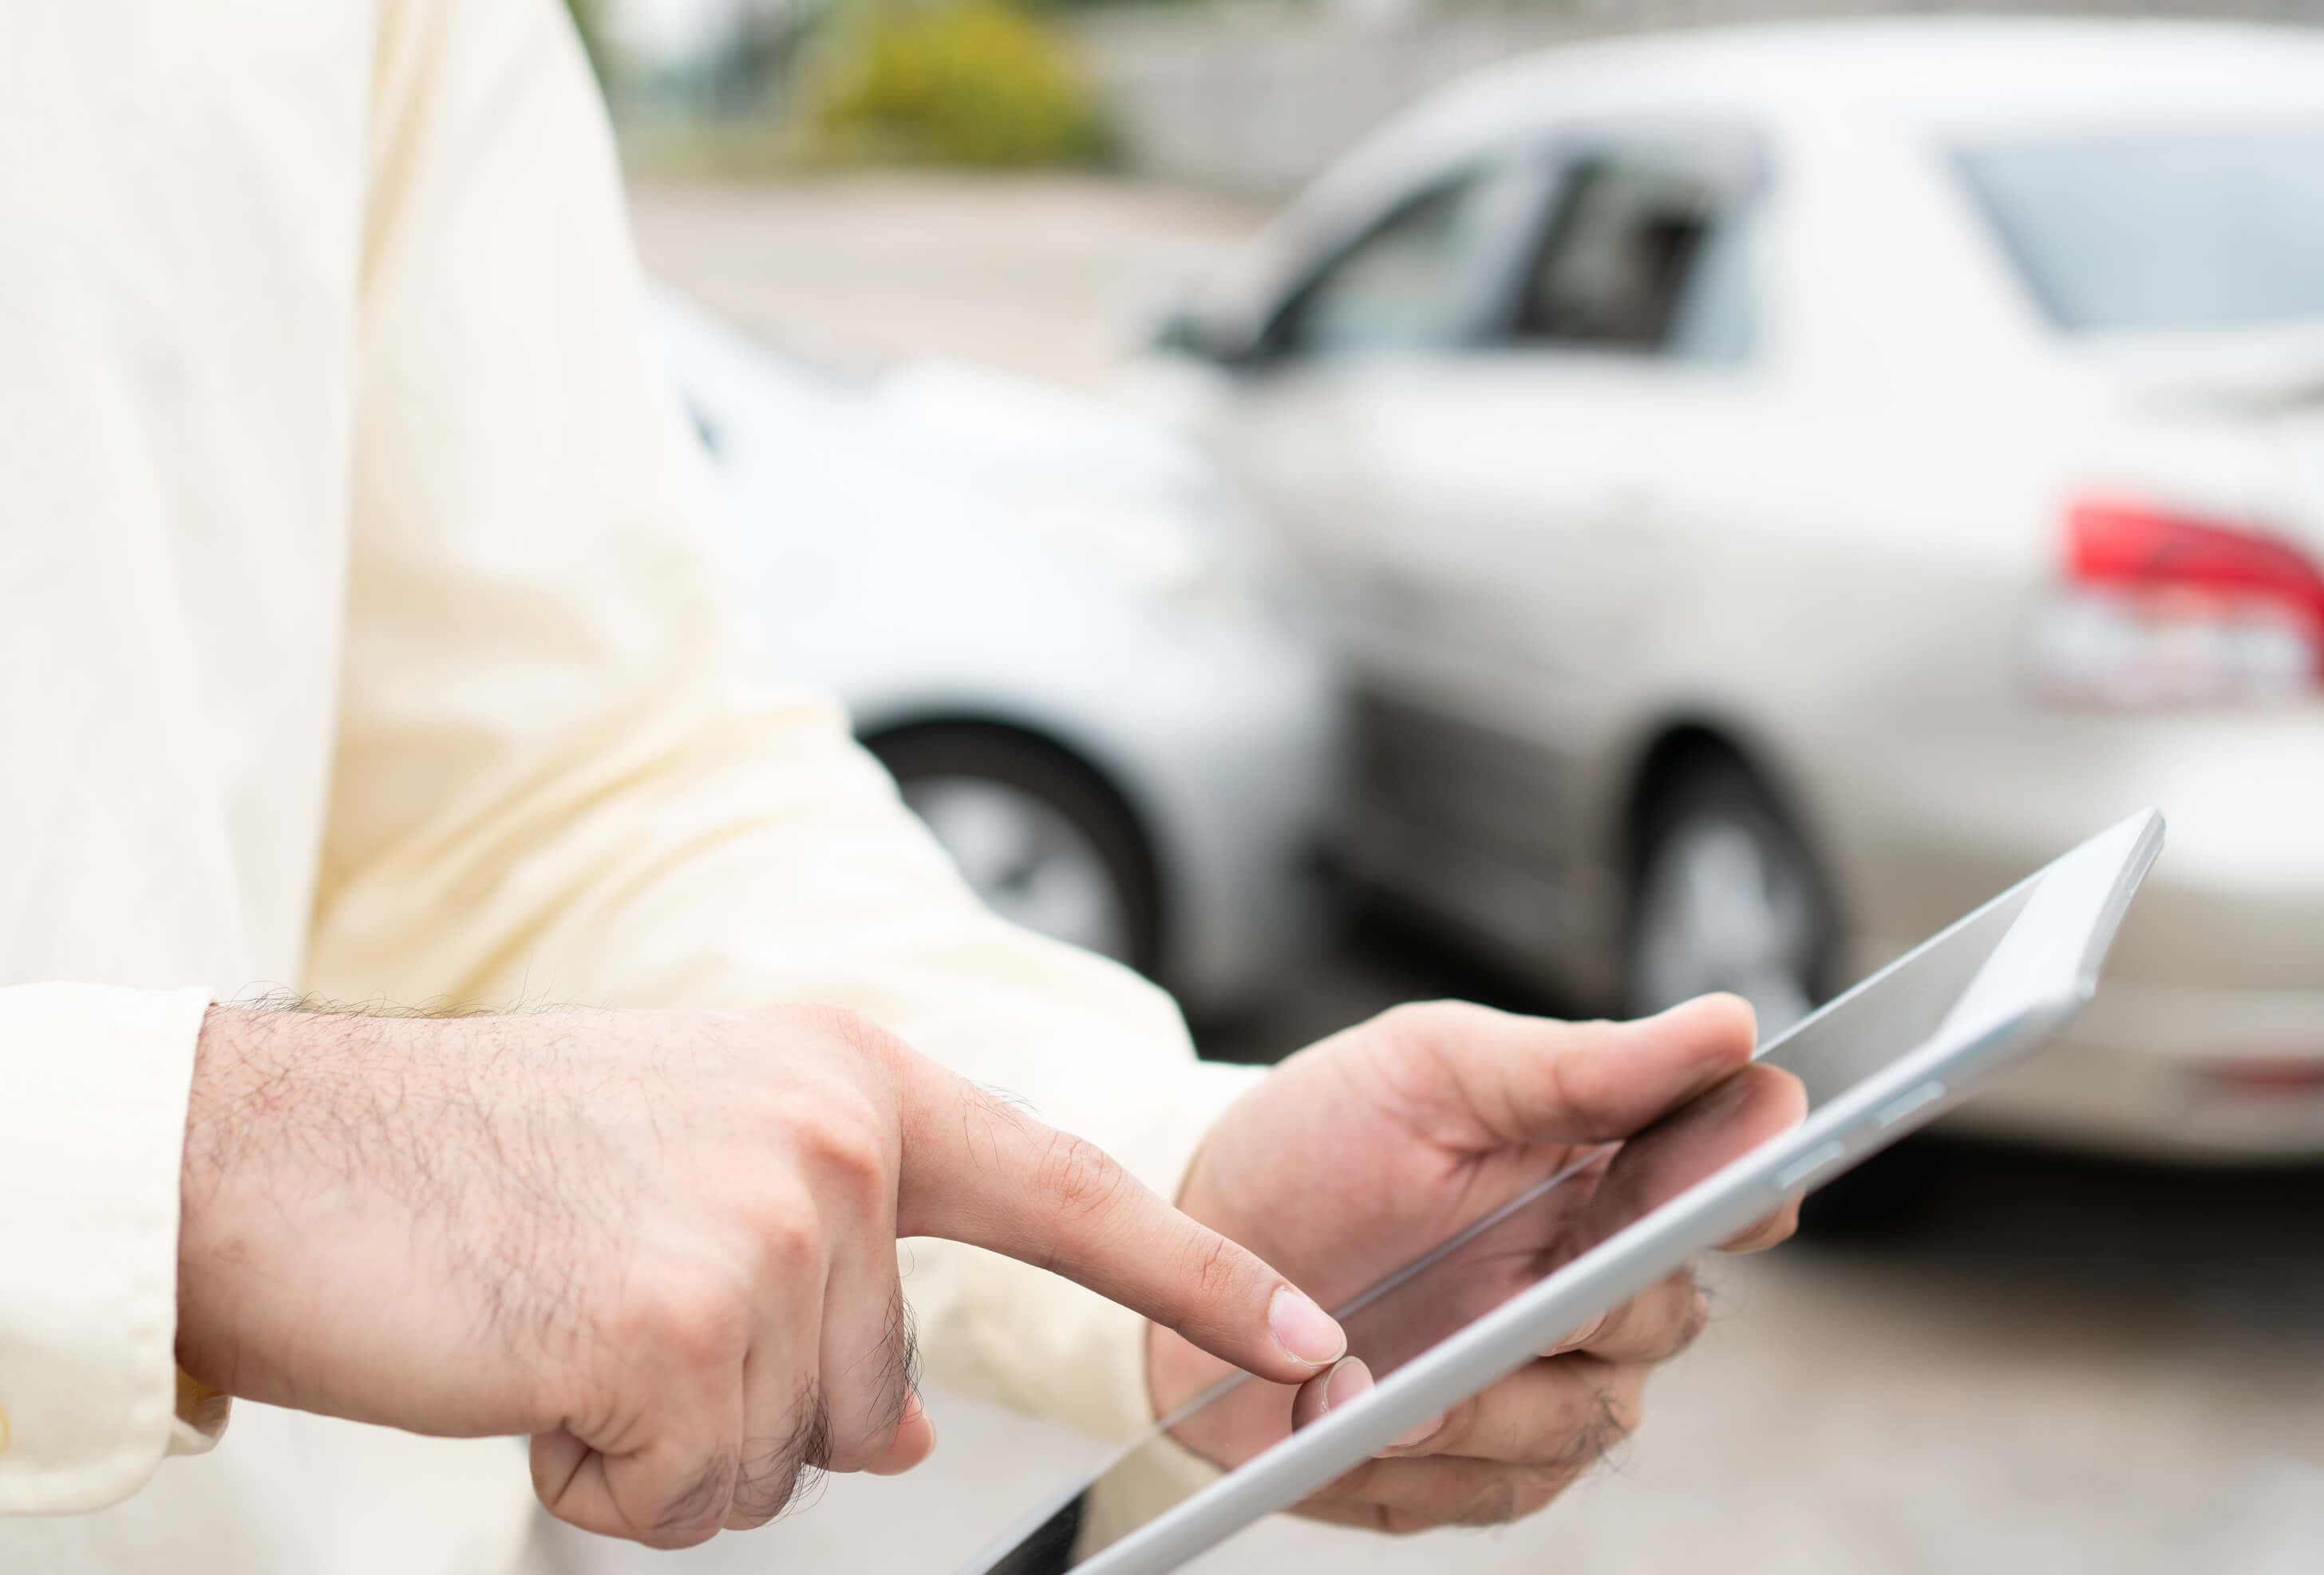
left=1124, top=18, right=2324, bottom=1156
left=652, top=291, right=1340, bottom=1014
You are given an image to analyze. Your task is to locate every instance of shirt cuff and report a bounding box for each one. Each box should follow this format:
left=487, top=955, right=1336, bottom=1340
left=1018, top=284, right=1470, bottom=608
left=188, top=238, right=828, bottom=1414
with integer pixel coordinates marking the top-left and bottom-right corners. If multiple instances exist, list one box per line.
left=168, top=1369, right=229, bottom=1456
left=0, top=982, right=212, bottom=1513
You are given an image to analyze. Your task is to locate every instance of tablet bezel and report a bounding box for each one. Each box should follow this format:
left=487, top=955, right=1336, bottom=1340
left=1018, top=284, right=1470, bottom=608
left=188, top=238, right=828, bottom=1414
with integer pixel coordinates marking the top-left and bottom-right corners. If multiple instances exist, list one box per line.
left=1057, top=807, right=2164, bottom=1575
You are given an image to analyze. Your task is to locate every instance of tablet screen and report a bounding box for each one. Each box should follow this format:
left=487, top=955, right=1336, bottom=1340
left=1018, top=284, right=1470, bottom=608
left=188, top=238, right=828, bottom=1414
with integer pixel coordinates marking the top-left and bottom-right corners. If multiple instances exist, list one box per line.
left=968, top=875, right=2045, bottom=1573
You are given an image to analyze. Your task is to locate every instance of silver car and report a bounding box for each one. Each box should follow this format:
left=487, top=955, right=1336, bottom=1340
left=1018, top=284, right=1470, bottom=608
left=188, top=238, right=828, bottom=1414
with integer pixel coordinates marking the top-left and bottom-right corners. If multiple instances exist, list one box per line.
left=1124, top=18, right=2324, bottom=1156
left=654, top=290, right=1342, bottom=1015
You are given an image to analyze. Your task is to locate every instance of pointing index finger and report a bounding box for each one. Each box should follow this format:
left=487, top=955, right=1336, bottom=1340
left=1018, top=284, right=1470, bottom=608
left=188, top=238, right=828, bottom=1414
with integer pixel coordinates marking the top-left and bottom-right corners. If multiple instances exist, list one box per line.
left=895, top=1066, right=1345, bottom=1388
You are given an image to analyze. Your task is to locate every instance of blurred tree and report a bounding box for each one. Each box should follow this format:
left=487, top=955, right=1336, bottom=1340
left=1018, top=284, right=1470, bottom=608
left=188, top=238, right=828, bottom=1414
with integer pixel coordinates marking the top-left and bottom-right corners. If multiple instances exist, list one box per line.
left=808, top=0, right=1111, bottom=166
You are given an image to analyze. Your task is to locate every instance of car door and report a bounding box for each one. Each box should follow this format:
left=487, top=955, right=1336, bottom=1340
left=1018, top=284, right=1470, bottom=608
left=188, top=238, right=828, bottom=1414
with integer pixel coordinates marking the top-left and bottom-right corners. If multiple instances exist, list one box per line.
left=1189, top=160, right=1530, bottom=654
left=1427, top=128, right=1772, bottom=728
left=1210, top=125, right=1772, bottom=979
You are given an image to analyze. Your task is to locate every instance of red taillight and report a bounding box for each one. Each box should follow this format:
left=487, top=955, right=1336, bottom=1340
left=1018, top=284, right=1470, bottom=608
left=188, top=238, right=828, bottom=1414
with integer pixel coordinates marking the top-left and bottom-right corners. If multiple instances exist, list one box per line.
left=2191, top=1057, right=2324, bottom=1102
left=2069, top=501, right=2324, bottom=645
left=2031, top=499, right=2324, bottom=705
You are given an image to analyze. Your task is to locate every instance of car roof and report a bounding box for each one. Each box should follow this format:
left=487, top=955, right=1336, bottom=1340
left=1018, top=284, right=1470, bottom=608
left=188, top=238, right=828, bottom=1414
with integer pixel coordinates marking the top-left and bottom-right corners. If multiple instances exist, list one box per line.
left=1425, top=18, right=2324, bottom=135
left=1188, top=17, right=2324, bottom=345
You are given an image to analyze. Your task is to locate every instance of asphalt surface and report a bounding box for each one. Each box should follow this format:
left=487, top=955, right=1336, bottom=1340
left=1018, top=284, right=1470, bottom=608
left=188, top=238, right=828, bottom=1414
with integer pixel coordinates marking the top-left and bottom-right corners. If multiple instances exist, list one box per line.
left=627, top=173, right=1261, bottom=387
left=556, top=174, right=2324, bottom=1575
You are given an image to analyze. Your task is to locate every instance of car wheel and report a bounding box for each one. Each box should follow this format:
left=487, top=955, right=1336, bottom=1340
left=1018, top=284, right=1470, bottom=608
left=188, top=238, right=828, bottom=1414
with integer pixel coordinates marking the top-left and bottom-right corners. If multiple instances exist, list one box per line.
left=1796, top=1136, right=1950, bottom=1241
left=1627, top=755, right=1832, bottom=1040
left=867, top=724, right=1163, bottom=979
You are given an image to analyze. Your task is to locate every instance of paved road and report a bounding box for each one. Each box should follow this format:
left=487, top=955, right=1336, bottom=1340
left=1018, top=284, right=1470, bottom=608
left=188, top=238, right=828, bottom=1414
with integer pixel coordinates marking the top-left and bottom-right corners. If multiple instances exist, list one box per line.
left=585, top=176, right=2324, bottom=1575
left=630, top=174, right=1263, bottom=387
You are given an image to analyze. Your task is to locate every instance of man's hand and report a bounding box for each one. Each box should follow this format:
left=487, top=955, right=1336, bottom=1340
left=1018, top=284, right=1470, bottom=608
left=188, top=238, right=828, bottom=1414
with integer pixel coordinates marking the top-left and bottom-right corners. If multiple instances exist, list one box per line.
left=1150, top=994, right=1804, bottom=1533
left=176, top=1003, right=1347, bottom=1549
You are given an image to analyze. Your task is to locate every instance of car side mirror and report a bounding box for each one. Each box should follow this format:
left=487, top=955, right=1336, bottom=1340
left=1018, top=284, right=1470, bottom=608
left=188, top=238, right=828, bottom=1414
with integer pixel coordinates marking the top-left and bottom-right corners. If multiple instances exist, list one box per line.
left=1136, top=277, right=1223, bottom=359
left=1137, top=279, right=1275, bottom=369
left=1150, top=298, right=1213, bottom=357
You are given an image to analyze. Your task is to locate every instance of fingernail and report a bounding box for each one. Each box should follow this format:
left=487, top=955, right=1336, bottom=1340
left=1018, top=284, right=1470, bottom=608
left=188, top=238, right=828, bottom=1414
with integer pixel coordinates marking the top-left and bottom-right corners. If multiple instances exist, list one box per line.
left=1270, top=1285, right=1346, bottom=1368
left=1390, top=1411, right=1445, bottom=1451
left=1320, top=1356, right=1373, bottom=1412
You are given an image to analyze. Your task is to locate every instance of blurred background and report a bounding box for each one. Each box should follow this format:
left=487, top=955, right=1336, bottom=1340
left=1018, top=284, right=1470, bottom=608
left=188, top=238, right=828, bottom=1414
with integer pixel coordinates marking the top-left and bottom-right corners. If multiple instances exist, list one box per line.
left=559, top=0, right=2324, bottom=1569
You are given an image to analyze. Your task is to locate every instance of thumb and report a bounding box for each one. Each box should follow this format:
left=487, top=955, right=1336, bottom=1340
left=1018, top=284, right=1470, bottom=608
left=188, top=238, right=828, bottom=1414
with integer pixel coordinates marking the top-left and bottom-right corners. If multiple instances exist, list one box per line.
left=1411, top=993, right=1760, bottom=1147
left=892, top=1062, right=1345, bottom=1388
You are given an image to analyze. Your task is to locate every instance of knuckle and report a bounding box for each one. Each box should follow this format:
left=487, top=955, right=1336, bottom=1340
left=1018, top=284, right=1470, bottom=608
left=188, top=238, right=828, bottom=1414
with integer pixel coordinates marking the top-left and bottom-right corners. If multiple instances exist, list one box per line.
left=1034, top=1129, right=1129, bottom=1223
left=1451, top=1474, right=1524, bottom=1527
left=625, top=1270, right=751, bottom=1371
left=725, top=1172, right=827, bottom=1277
left=764, top=1002, right=909, bottom=1088
left=1565, top=1376, right=1641, bottom=1466
left=1375, top=1000, right=1437, bottom=1038
left=819, top=1415, right=894, bottom=1475
left=755, top=1203, right=824, bottom=1279
left=732, top=1380, right=832, bottom=1527
left=728, top=1447, right=806, bottom=1528
left=1379, top=1506, right=1438, bottom=1537
left=1378, top=999, right=1478, bottom=1044
left=1421, top=1396, right=1477, bottom=1457
left=804, top=1002, right=905, bottom=1070
left=800, top=1094, right=893, bottom=1200
left=1518, top=1380, right=1634, bottom=1471
left=642, top=1455, right=738, bottom=1549
left=1678, top=1284, right=1711, bottom=1348
left=1579, top=1298, right=1633, bottom=1353
left=1508, top=1463, right=1578, bottom=1520
left=1179, top=1229, right=1247, bottom=1307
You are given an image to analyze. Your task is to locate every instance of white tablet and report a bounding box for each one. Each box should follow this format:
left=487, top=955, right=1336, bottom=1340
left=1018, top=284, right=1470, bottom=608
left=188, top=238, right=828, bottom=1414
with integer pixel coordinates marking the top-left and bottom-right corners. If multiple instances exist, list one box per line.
left=961, top=807, right=2164, bottom=1575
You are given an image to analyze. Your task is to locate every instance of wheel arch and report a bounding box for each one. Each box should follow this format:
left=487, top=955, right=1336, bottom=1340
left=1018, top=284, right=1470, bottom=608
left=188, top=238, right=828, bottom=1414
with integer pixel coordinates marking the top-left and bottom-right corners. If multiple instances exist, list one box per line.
left=1615, top=714, right=1847, bottom=979
left=853, top=712, right=1172, bottom=978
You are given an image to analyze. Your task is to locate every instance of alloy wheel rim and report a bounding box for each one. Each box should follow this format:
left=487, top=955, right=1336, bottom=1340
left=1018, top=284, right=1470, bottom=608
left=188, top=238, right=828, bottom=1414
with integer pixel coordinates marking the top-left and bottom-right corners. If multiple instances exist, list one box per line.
left=1635, top=811, right=1817, bottom=1037
left=902, top=775, right=1133, bottom=963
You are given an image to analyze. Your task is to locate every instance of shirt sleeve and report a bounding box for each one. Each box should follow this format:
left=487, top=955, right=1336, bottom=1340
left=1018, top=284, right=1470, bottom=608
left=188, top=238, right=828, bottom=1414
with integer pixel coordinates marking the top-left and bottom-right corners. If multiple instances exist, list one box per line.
left=306, top=0, right=1263, bottom=1448
left=0, top=982, right=223, bottom=1514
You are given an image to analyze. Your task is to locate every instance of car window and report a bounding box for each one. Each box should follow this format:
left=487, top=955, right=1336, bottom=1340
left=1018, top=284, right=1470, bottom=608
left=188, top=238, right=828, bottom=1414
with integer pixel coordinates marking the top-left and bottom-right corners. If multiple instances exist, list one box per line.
left=1955, top=126, right=2324, bottom=334
left=1279, top=172, right=1495, bottom=356
left=1506, top=152, right=1752, bottom=358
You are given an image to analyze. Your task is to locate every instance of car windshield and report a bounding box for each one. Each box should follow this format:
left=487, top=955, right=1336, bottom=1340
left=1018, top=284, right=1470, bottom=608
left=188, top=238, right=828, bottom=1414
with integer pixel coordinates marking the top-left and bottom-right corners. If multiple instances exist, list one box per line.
left=1955, top=125, right=2324, bottom=334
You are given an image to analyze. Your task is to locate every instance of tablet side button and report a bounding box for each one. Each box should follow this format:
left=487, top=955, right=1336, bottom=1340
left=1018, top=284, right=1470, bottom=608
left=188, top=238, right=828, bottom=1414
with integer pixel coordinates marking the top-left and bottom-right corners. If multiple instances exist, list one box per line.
left=1773, top=1140, right=1848, bottom=1192
left=1872, top=1082, right=1947, bottom=1131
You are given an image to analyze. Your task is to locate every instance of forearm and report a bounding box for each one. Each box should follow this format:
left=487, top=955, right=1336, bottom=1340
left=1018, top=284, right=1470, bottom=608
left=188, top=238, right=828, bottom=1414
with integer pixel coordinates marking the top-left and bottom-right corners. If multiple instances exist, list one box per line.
left=322, top=0, right=1256, bottom=1449
left=313, top=696, right=1267, bottom=1439
left=173, top=1005, right=603, bottom=1425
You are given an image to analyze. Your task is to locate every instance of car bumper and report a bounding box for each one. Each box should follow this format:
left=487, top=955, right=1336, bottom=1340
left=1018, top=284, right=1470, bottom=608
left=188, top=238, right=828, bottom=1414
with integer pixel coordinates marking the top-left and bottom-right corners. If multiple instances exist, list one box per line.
left=1844, top=712, right=2324, bottom=1160
left=1109, top=617, right=1346, bottom=1016
left=1948, top=981, right=2324, bottom=1160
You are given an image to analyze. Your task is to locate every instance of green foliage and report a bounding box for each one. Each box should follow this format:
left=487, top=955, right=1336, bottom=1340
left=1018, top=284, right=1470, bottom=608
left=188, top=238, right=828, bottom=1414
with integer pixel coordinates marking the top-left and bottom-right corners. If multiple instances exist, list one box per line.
left=564, top=0, right=612, bottom=78
left=809, top=0, right=1111, bottom=168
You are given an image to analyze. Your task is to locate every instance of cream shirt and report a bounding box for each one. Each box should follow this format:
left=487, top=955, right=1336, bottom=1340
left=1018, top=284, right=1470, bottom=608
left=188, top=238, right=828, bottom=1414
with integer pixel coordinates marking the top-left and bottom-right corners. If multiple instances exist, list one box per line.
left=0, top=1, right=1249, bottom=1569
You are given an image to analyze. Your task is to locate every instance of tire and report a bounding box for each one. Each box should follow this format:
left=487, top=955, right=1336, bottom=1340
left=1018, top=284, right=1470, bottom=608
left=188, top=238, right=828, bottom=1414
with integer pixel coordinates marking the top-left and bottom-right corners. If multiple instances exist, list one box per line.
left=1626, top=752, right=1953, bottom=1237
left=865, top=723, right=1164, bottom=979
left=1626, top=752, right=1834, bottom=1040
left=1796, top=1136, right=1949, bottom=1241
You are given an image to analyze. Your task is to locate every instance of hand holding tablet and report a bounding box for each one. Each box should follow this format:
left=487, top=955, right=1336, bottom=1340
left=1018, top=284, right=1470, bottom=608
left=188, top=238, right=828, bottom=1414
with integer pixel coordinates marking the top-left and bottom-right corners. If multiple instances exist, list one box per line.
left=963, top=808, right=2164, bottom=1575
left=1151, top=993, right=1805, bottom=1530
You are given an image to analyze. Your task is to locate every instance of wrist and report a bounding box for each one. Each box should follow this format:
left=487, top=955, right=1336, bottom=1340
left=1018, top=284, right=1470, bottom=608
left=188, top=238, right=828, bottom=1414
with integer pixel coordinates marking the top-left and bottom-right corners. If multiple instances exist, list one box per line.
left=176, top=1005, right=271, bottom=1387
left=176, top=1005, right=404, bottom=1390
